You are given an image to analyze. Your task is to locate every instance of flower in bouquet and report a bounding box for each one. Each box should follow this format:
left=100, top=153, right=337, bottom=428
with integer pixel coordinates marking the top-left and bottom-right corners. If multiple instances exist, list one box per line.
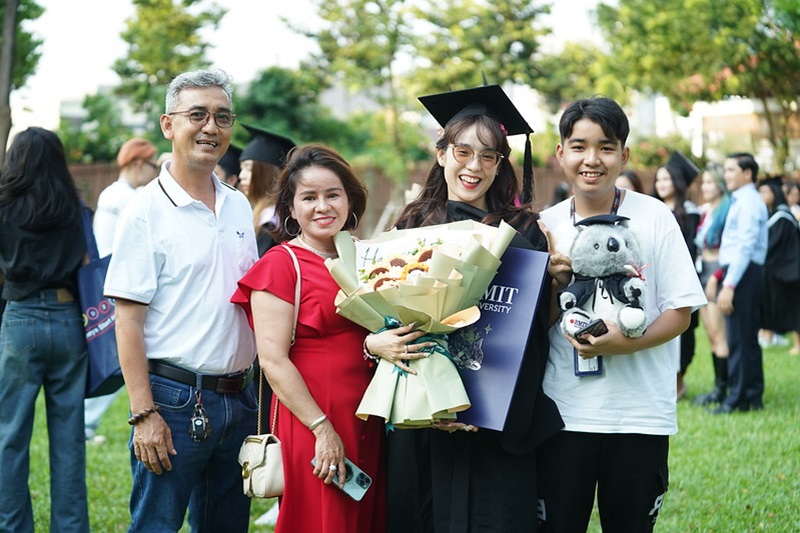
left=324, top=220, right=517, bottom=429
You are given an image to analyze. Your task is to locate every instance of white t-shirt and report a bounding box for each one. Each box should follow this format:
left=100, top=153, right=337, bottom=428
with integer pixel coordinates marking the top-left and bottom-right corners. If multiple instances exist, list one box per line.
left=104, top=165, right=258, bottom=374
left=540, top=190, right=706, bottom=435
left=93, top=179, right=137, bottom=257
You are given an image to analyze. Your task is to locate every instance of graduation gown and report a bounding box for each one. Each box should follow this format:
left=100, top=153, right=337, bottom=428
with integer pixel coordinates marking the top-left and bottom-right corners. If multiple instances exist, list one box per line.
left=386, top=201, right=563, bottom=533
left=760, top=206, right=800, bottom=332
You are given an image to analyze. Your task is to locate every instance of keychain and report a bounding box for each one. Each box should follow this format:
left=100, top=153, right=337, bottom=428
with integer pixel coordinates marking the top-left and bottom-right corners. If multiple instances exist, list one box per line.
left=189, top=376, right=211, bottom=441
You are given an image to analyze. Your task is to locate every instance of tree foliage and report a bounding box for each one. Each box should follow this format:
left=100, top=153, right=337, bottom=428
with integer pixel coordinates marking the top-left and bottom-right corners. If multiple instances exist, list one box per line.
left=410, top=0, right=551, bottom=95
left=112, top=0, right=224, bottom=126
left=58, top=92, right=132, bottom=163
left=0, top=0, right=43, bottom=90
left=596, top=0, right=800, bottom=169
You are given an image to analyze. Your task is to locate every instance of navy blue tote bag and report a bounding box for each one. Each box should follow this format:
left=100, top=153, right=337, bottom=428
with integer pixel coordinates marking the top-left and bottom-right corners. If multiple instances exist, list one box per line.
left=78, top=205, right=124, bottom=397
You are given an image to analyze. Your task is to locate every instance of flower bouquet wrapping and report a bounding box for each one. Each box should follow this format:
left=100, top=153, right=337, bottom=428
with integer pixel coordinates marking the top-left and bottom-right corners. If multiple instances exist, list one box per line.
left=325, top=220, right=517, bottom=428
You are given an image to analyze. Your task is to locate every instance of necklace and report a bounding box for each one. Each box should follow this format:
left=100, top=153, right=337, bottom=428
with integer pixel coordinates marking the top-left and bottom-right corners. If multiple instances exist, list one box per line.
left=296, top=235, right=338, bottom=259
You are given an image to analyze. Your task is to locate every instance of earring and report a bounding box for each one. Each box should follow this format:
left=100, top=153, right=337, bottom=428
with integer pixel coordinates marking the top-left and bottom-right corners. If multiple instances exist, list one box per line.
left=284, top=216, right=300, bottom=237
left=349, top=212, right=359, bottom=229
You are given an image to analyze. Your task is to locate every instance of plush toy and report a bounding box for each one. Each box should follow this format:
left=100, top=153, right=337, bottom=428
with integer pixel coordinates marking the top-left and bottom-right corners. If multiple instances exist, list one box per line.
left=559, top=214, right=648, bottom=340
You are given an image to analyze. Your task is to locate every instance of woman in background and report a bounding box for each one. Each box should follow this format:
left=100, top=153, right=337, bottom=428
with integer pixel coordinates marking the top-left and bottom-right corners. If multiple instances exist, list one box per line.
left=0, top=127, right=90, bottom=532
left=692, top=163, right=732, bottom=406
left=653, top=151, right=701, bottom=399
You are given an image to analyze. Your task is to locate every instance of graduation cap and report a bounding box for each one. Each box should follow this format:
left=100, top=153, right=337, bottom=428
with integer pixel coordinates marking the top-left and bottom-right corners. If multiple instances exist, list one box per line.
left=575, top=214, right=630, bottom=227
left=418, top=84, right=536, bottom=203
left=239, top=124, right=296, bottom=168
left=217, top=143, right=242, bottom=176
left=664, top=151, right=701, bottom=188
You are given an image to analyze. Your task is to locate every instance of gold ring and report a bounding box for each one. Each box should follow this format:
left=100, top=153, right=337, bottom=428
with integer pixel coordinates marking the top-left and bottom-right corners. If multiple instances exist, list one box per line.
left=404, top=345, right=408, bottom=354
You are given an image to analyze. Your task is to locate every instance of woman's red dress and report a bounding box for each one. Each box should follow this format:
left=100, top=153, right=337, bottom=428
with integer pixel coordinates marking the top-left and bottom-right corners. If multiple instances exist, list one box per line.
left=233, top=243, right=386, bottom=533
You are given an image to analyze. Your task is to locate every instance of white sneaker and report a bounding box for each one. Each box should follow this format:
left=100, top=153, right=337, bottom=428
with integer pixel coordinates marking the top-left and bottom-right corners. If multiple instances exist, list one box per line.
left=254, top=502, right=279, bottom=526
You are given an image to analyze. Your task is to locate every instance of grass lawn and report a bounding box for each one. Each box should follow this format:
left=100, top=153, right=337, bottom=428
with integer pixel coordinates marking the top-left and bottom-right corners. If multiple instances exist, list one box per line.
left=29, top=328, right=800, bottom=531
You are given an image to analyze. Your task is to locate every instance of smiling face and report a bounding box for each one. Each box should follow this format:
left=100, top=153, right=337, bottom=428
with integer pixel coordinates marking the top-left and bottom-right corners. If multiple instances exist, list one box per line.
left=289, top=165, right=350, bottom=252
left=556, top=117, right=629, bottom=201
left=723, top=157, right=750, bottom=192
left=161, top=86, right=232, bottom=173
left=436, top=124, right=500, bottom=211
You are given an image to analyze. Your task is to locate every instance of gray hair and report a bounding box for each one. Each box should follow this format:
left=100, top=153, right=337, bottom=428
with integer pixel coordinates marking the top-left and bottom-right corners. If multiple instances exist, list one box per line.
left=164, top=69, right=234, bottom=113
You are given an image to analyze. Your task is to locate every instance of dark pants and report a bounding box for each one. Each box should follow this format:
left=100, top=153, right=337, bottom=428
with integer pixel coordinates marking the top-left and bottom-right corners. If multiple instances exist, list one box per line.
left=723, top=262, right=765, bottom=409
left=537, top=431, right=669, bottom=533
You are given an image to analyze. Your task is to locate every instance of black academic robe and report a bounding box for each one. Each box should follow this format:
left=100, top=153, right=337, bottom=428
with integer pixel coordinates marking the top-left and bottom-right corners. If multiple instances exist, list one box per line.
left=760, top=206, right=800, bottom=332
left=387, top=201, right=563, bottom=533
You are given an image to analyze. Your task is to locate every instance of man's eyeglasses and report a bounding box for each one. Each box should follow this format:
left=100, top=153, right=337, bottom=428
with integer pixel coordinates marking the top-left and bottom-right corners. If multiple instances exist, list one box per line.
left=168, top=109, right=237, bottom=128
left=449, top=144, right=504, bottom=169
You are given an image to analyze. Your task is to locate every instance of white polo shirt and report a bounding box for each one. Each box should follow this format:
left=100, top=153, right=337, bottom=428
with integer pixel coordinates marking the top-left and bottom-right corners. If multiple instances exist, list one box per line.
left=104, top=164, right=258, bottom=374
left=94, top=179, right=137, bottom=257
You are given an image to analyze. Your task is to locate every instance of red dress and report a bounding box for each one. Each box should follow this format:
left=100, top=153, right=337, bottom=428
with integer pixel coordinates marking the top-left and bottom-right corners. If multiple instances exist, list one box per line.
left=232, top=243, right=386, bottom=533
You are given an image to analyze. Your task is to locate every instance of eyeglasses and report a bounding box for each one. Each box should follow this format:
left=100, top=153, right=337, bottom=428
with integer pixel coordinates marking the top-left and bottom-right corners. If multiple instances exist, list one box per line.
left=143, top=160, right=159, bottom=170
left=449, top=144, right=504, bottom=169
left=167, top=109, right=237, bottom=128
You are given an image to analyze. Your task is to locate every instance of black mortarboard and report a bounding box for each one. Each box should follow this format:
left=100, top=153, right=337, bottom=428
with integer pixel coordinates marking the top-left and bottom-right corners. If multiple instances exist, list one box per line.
left=239, top=124, right=296, bottom=168
left=418, top=84, right=536, bottom=203
left=664, top=150, right=701, bottom=188
left=575, top=214, right=630, bottom=227
left=217, top=144, right=242, bottom=176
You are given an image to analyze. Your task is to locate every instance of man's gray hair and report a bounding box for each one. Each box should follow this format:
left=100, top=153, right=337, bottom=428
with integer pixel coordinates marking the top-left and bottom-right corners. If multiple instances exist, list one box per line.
left=165, top=69, right=234, bottom=113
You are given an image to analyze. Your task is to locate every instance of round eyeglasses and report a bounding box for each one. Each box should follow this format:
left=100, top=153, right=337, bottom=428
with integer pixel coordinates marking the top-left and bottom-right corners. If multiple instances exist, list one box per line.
left=167, top=109, right=237, bottom=128
left=449, top=144, right=504, bottom=169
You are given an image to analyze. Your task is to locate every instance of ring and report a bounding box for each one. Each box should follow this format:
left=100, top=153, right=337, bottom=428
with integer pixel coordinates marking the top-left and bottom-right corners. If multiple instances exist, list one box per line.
left=329, top=464, right=337, bottom=471
left=404, top=345, right=408, bottom=354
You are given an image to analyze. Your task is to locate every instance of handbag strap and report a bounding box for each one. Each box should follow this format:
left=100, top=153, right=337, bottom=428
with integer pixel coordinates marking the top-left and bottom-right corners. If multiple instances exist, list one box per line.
left=257, top=243, right=302, bottom=435
left=80, top=203, right=100, bottom=262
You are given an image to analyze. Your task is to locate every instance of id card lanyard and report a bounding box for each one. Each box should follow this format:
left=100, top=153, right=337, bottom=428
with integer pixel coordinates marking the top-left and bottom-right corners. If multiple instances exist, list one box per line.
left=570, top=187, right=621, bottom=376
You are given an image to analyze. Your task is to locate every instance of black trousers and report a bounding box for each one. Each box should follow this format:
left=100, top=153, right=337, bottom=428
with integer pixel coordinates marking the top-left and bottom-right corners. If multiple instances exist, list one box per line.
left=723, top=262, right=765, bottom=409
left=537, top=431, right=669, bottom=533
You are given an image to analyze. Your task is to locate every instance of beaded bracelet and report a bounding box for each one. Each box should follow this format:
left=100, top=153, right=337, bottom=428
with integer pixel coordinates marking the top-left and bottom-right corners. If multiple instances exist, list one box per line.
left=363, top=336, right=380, bottom=363
left=128, top=405, right=160, bottom=426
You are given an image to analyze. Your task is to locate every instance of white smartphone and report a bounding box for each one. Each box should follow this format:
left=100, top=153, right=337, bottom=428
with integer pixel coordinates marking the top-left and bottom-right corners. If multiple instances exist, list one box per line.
left=310, top=457, right=373, bottom=501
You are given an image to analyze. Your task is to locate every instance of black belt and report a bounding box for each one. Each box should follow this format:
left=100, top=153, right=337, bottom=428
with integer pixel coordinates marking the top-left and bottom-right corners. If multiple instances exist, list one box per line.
left=148, top=360, right=254, bottom=394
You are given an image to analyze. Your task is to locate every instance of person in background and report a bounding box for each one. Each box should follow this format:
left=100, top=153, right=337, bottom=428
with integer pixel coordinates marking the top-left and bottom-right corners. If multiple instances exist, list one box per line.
left=232, top=143, right=419, bottom=533
left=104, top=68, right=259, bottom=531
left=0, top=127, right=90, bottom=532
left=537, top=97, right=705, bottom=531
left=239, top=124, right=296, bottom=256
left=782, top=179, right=800, bottom=355
left=706, top=153, right=768, bottom=414
left=387, top=84, right=564, bottom=533
left=616, top=168, right=644, bottom=193
left=214, top=143, right=242, bottom=188
left=84, top=137, right=159, bottom=445
left=692, top=163, right=732, bottom=406
left=653, top=151, right=702, bottom=399
left=756, top=177, right=800, bottom=351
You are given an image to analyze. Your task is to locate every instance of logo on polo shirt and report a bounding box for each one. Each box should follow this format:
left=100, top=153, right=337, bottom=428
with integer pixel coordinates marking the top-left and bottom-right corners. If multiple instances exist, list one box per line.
left=236, top=231, right=245, bottom=239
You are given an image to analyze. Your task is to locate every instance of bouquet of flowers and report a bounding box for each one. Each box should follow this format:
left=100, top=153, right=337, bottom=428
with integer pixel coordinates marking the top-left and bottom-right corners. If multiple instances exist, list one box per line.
left=325, top=220, right=517, bottom=428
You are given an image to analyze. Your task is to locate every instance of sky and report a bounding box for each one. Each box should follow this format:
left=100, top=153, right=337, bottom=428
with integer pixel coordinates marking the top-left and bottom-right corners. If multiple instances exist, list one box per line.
left=10, top=0, right=603, bottom=132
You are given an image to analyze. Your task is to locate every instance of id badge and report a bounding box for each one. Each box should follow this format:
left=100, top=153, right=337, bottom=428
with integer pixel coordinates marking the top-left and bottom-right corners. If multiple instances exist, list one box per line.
left=574, top=348, right=604, bottom=376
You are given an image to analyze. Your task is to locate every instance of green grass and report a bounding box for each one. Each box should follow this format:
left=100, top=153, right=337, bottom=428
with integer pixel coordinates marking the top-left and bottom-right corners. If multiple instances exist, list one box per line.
left=29, top=329, right=800, bottom=531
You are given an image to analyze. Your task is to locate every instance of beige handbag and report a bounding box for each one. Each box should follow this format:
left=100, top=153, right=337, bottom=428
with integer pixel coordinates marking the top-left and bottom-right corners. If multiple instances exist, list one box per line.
left=238, top=245, right=301, bottom=499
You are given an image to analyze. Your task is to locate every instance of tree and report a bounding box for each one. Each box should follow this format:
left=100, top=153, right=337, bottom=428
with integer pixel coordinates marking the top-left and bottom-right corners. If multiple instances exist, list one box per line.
left=289, top=0, right=424, bottom=181
left=58, top=92, right=142, bottom=164
left=411, top=0, right=551, bottom=95
left=112, top=0, right=224, bottom=132
left=596, top=0, right=800, bottom=170
left=0, top=0, right=43, bottom=164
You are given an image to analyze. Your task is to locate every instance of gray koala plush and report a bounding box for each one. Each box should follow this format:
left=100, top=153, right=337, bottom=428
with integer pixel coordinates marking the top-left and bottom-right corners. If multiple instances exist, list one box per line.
left=559, top=214, right=648, bottom=340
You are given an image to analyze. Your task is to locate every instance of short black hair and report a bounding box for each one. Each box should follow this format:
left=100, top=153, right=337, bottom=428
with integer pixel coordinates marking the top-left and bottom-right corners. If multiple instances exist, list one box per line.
left=559, top=97, right=630, bottom=146
left=726, top=152, right=759, bottom=183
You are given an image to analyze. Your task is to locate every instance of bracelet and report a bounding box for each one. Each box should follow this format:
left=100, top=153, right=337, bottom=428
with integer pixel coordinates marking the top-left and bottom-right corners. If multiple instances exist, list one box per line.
left=363, top=336, right=380, bottom=363
left=127, top=405, right=160, bottom=426
left=308, top=414, right=328, bottom=431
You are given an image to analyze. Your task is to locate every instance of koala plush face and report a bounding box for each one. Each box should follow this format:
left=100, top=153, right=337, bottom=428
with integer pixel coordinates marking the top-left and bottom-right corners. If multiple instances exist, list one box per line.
left=569, top=222, right=641, bottom=278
